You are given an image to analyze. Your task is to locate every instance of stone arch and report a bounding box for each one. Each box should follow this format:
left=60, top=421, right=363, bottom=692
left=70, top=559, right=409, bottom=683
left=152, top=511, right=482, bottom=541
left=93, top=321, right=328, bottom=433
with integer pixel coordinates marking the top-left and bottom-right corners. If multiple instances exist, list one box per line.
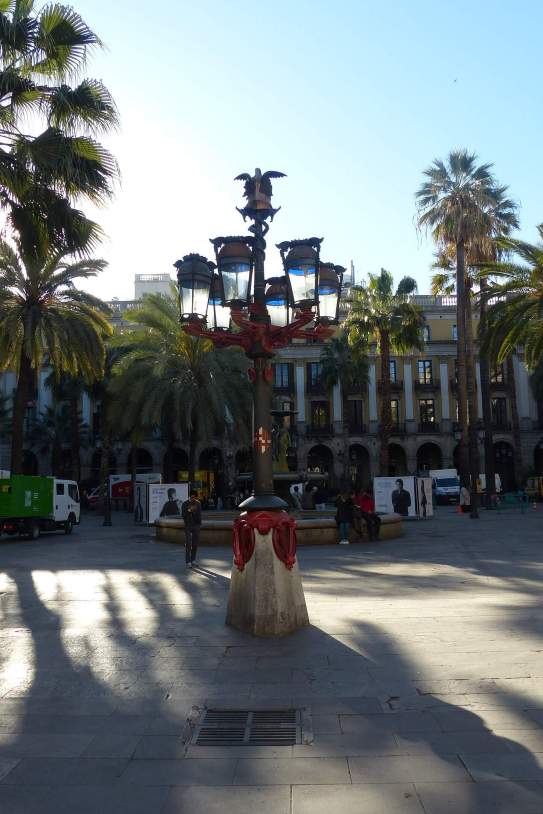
left=90, top=449, right=117, bottom=482
left=417, top=442, right=443, bottom=473
left=235, top=447, right=253, bottom=474
left=307, top=444, right=334, bottom=474
left=388, top=443, right=407, bottom=476
left=163, top=447, right=188, bottom=482
left=494, top=440, right=516, bottom=491
left=126, top=447, right=153, bottom=475
left=349, top=443, right=371, bottom=489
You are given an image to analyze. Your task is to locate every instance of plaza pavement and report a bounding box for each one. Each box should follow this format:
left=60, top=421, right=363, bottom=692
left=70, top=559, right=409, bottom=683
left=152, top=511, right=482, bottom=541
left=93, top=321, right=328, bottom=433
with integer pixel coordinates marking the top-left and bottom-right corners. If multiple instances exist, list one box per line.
left=0, top=505, right=543, bottom=812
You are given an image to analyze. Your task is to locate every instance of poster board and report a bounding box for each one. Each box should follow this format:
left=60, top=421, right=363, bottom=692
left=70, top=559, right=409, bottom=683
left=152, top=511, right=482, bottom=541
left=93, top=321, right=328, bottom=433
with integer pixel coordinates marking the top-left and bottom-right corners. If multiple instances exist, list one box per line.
left=415, top=477, right=434, bottom=518
left=134, top=481, right=148, bottom=524
left=109, top=473, right=161, bottom=498
left=374, top=476, right=417, bottom=518
left=148, top=482, right=189, bottom=525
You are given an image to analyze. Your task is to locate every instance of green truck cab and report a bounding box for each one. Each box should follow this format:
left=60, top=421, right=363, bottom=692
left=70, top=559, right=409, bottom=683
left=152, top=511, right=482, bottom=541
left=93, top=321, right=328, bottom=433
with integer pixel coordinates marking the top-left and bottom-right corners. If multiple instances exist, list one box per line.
left=0, top=475, right=80, bottom=539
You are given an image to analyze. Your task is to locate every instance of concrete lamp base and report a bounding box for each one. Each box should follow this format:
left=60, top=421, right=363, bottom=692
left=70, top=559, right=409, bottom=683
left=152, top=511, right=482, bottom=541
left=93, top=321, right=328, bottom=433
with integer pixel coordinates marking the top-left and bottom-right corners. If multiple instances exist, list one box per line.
left=226, top=524, right=309, bottom=638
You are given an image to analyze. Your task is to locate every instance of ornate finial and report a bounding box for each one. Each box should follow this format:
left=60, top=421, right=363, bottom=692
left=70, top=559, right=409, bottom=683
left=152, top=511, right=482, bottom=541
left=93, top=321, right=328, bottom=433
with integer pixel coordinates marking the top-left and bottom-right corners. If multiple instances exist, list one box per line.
left=234, top=169, right=286, bottom=222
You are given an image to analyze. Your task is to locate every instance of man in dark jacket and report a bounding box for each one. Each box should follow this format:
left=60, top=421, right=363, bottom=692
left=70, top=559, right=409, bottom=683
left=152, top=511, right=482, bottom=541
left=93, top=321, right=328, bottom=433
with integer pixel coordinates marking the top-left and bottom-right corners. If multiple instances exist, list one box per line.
left=391, top=478, right=411, bottom=517
left=182, top=490, right=202, bottom=567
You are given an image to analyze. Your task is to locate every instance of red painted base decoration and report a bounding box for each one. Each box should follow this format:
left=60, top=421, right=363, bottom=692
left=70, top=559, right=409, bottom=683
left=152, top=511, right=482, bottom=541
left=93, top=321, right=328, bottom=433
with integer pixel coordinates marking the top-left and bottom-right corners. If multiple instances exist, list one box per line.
left=232, top=511, right=297, bottom=572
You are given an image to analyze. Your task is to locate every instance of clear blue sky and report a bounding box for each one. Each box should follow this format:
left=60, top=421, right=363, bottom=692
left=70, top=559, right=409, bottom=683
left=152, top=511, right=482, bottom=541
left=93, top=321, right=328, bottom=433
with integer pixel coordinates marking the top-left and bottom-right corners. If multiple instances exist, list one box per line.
left=77, top=0, right=542, bottom=300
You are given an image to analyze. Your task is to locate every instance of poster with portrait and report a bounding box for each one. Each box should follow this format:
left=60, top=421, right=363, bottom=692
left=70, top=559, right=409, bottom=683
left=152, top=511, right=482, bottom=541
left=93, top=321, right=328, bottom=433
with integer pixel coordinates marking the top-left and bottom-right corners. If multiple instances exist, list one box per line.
left=373, top=476, right=417, bottom=519
left=415, top=477, right=434, bottom=518
left=148, top=483, right=189, bottom=525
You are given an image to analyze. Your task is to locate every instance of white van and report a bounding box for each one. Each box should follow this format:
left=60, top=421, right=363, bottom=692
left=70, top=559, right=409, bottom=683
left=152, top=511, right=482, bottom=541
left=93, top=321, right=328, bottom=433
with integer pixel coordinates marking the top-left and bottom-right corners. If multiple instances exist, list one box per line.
left=53, top=479, right=81, bottom=533
left=429, top=469, right=461, bottom=504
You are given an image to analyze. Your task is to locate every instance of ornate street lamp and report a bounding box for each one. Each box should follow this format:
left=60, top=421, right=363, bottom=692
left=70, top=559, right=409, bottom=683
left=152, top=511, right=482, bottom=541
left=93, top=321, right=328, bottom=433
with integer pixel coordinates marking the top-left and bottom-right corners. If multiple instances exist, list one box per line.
left=175, top=169, right=343, bottom=637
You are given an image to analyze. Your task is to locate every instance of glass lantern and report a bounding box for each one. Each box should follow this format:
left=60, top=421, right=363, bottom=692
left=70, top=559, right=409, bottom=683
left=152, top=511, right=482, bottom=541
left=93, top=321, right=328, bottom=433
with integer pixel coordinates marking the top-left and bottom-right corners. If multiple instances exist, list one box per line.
left=213, top=239, right=253, bottom=307
left=318, top=263, right=343, bottom=323
left=174, top=254, right=214, bottom=320
left=265, top=276, right=290, bottom=326
left=209, top=273, right=231, bottom=330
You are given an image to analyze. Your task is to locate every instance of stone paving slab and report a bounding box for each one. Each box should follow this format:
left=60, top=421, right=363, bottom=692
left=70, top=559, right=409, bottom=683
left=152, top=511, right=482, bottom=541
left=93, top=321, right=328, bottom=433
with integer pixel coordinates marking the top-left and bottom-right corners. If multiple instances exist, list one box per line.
left=233, top=756, right=351, bottom=785
left=0, top=784, right=170, bottom=814
left=162, top=785, right=291, bottom=814
left=347, top=753, right=471, bottom=783
left=415, top=780, right=543, bottom=814
left=291, top=783, right=425, bottom=813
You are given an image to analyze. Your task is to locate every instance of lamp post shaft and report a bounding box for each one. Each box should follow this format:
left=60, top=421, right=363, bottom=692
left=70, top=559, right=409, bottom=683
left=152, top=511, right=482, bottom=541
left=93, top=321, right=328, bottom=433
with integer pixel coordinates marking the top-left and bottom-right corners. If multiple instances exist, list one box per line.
left=240, top=215, right=287, bottom=512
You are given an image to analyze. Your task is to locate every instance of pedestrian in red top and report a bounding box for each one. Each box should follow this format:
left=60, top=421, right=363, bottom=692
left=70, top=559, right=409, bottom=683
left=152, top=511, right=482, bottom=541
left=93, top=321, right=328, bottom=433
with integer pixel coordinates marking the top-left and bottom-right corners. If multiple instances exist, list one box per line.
left=354, top=487, right=381, bottom=541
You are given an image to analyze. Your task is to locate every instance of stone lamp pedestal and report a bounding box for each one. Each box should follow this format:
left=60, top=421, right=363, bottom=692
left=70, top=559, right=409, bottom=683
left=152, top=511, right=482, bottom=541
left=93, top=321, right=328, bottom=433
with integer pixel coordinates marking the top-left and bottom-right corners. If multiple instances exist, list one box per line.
left=226, top=511, right=309, bottom=637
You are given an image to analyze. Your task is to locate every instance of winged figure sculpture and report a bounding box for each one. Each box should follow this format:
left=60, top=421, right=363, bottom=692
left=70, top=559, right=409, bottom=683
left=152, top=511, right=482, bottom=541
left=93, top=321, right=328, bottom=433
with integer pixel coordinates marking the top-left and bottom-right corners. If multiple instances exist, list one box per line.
left=234, top=168, right=286, bottom=213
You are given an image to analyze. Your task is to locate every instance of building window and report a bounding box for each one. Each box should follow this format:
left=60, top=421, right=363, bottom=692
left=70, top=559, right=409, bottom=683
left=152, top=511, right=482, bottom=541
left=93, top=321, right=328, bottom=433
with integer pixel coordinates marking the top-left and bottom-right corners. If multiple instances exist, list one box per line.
left=310, top=401, right=329, bottom=429
left=491, top=365, right=504, bottom=384
left=389, top=360, right=397, bottom=383
left=419, top=399, right=435, bottom=425
left=452, top=324, right=458, bottom=340
left=422, top=325, right=431, bottom=342
left=307, top=362, right=323, bottom=389
left=349, top=399, right=364, bottom=430
left=418, top=359, right=433, bottom=385
left=491, top=397, right=507, bottom=427
left=391, top=399, right=399, bottom=427
left=273, top=363, right=291, bottom=389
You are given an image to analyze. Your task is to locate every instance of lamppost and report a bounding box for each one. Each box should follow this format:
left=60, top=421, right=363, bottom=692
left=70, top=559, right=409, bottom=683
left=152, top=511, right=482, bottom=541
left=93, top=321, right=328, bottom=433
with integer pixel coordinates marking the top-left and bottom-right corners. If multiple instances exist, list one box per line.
left=175, top=169, right=343, bottom=636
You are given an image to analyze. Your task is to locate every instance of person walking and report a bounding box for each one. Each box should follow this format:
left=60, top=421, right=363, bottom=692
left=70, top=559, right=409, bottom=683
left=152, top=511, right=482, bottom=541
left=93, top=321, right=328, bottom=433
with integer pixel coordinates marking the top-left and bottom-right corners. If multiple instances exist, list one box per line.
left=354, top=488, right=381, bottom=541
left=459, top=483, right=471, bottom=514
left=182, top=490, right=202, bottom=567
left=290, top=484, right=302, bottom=510
left=335, top=490, right=354, bottom=545
left=301, top=484, right=315, bottom=510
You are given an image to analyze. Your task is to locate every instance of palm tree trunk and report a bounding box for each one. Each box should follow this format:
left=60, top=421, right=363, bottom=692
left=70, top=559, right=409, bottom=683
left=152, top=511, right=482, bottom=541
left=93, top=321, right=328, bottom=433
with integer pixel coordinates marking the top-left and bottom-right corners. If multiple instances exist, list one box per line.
left=479, top=277, right=496, bottom=505
left=99, top=421, right=112, bottom=524
left=455, top=239, right=470, bottom=485
left=10, top=350, right=33, bottom=475
left=69, top=395, right=81, bottom=482
left=130, top=441, right=137, bottom=512
left=51, top=436, right=62, bottom=476
left=506, top=356, right=523, bottom=488
left=464, top=285, right=480, bottom=518
left=378, top=330, right=392, bottom=476
left=188, top=412, right=198, bottom=491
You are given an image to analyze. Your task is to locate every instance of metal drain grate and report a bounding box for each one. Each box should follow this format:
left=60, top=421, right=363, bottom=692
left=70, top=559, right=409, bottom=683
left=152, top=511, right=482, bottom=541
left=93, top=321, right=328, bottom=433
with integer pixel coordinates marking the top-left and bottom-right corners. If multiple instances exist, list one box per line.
left=192, top=708, right=301, bottom=746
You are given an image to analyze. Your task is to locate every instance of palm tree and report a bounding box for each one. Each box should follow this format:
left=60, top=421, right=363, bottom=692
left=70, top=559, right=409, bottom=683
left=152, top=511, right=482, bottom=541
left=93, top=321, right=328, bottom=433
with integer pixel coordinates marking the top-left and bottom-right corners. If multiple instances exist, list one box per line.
left=321, top=331, right=368, bottom=481
left=0, top=232, right=111, bottom=474
left=416, top=150, right=518, bottom=516
left=108, top=289, right=252, bottom=488
left=27, top=403, right=88, bottom=476
left=479, top=226, right=543, bottom=369
left=346, top=269, right=425, bottom=476
left=45, top=371, right=88, bottom=482
left=0, top=1, right=118, bottom=255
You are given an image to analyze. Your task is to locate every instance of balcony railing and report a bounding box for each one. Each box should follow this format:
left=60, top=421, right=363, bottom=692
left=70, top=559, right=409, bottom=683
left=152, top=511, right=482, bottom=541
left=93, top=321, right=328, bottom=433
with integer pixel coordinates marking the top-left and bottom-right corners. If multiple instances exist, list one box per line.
left=347, top=421, right=367, bottom=435
left=378, top=380, right=403, bottom=393
left=306, top=424, right=333, bottom=437
left=491, top=421, right=512, bottom=431
left=306, top=380, right=326, bottom=394
left=419, top=421, right=440, bottom=433
left=272, top=380, right=294, bottom=394
left=414, top=380, right=437, bottom=392
left=389, top=422, right=406, bottom=436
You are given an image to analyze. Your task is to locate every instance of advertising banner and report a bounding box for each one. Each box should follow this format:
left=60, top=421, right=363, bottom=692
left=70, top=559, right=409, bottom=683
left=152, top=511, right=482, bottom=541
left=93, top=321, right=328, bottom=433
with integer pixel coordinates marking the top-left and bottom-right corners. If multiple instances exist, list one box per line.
left=134, top=481, right=148, bottom=524
left=374, top=476, right=417, bottom=518
left=148, top=483, right=189, bottom=525
left=415, top=477, right=434, bottom=518
left=109, top=473, right=161, bottom=499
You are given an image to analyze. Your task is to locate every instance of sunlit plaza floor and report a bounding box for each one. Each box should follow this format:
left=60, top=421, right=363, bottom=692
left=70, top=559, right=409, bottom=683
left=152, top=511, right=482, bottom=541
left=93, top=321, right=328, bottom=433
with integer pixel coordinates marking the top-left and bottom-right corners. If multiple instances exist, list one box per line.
left=1, top=506, right=543, bottom=812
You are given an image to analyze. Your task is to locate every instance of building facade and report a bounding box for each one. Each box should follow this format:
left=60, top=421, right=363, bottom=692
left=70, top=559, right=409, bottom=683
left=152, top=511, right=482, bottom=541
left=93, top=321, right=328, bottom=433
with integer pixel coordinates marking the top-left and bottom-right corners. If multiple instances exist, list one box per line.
left=1, top=284, right=542, bottom=491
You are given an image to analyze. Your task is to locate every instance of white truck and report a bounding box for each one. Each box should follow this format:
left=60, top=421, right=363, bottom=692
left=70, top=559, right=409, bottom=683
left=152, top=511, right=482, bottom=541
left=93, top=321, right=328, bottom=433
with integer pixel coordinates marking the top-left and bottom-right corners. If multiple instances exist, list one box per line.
left=429, top=469, right=461, bottom=504
left=0, top=475, right=81, bottom=539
